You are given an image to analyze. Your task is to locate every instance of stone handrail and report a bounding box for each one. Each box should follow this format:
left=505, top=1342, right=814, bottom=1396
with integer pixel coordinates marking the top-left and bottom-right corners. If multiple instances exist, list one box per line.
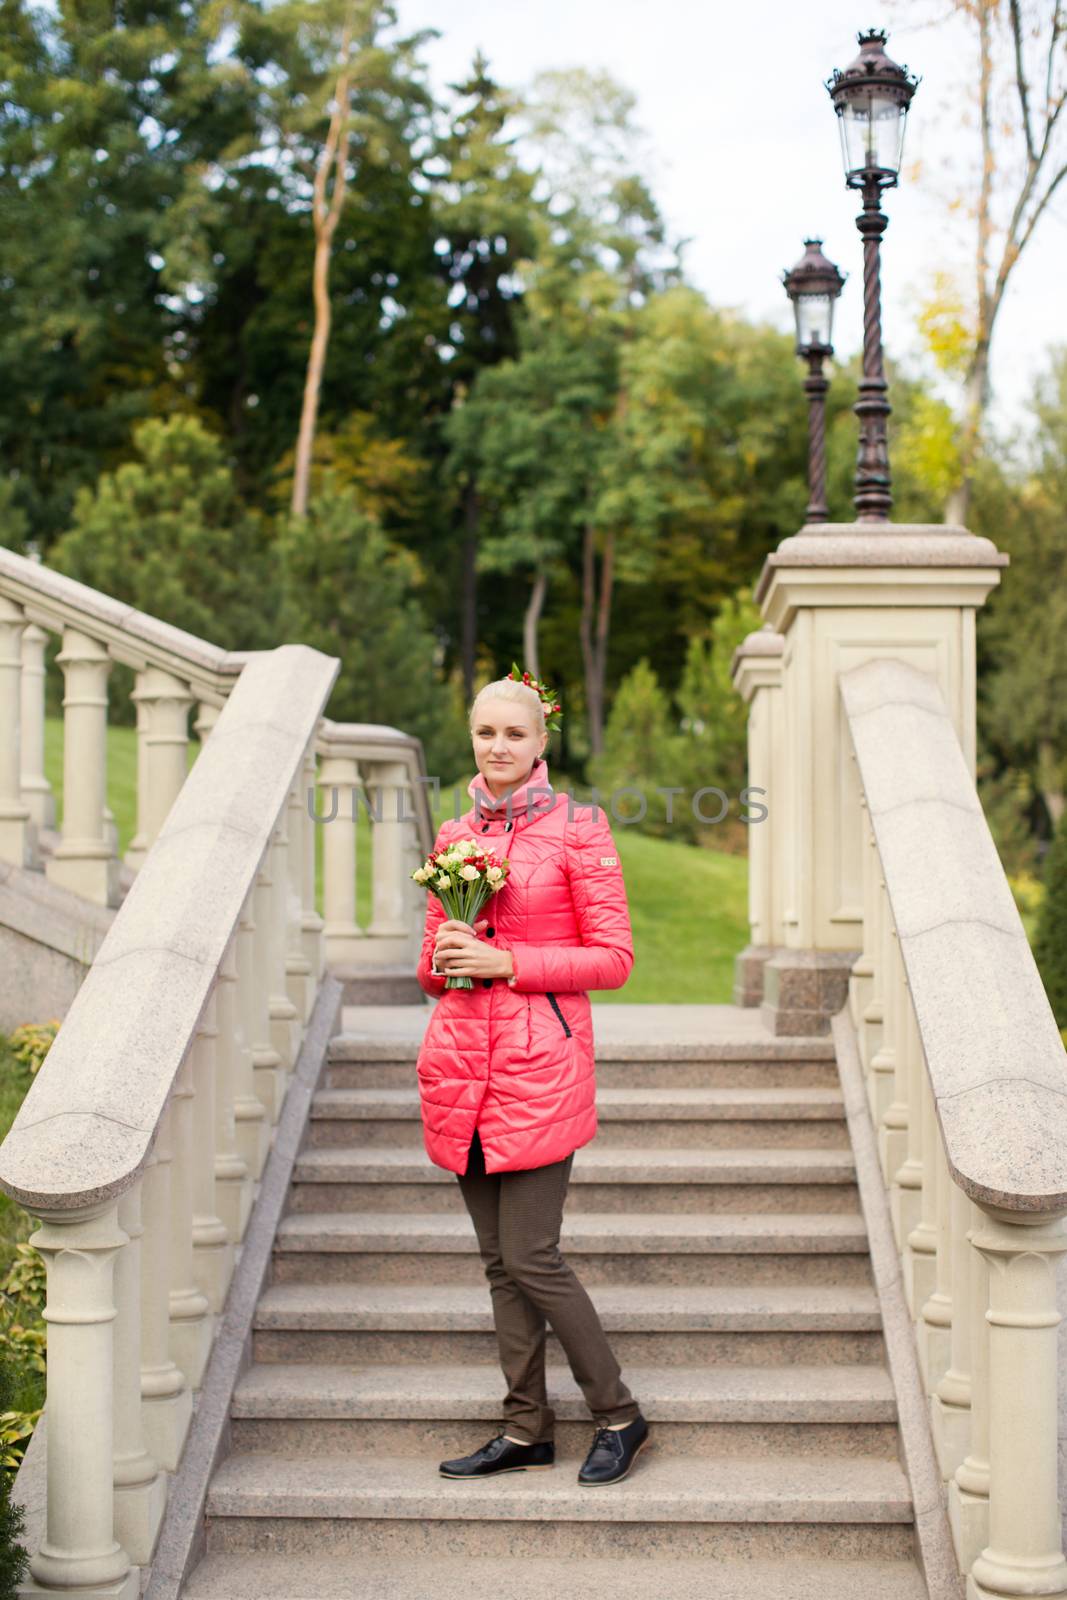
left=0, top=643, right=338, bottom=1595
left=840, top=656, right=1067, bottom=1596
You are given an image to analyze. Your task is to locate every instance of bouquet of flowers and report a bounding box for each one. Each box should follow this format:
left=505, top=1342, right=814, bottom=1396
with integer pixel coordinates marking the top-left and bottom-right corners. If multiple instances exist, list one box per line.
left=412, top=840, right=511, bottom=990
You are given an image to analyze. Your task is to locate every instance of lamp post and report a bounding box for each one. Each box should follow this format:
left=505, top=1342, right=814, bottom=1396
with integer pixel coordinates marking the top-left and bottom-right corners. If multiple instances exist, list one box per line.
left=783, top=239, right=846, bottom=525
left=826, top=28, right=919, bottom=522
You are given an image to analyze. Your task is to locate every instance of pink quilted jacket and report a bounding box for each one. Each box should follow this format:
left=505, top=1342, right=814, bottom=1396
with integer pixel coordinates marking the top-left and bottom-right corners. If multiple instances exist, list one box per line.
left=415, top=758, right=634, bottom=1174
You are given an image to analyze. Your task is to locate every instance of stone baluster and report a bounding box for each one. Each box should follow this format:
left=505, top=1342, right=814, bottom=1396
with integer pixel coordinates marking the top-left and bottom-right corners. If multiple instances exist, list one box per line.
left=866, top=879, right=896, bottom=1141
left=166, top=1050, right=212, bottom=1388
left=878, top=916, right=909, bottom=1204
left=46, top=626, right=119, bottom=906
left=124, top=690, right=151, bottom=871
left=191, top=989, right=234, bottom=1313
left=285, top=775, right=314, bottom=1022
left=264, top=822, right=301, bottom=1074
left=950, top=1197, right=992, bottom=1569
left=920, top=1120, right=954, bottom=1396
left=857, top=822, right=884, bottom=1078
left=211, top=934, right=255, bottom=1235
left=28, top=1202, right=137, bottom=1598
left=251, top=852, right=287, bottom=1121
left=966, top=1209, right=1067, bottom=1600
left=138, top=1105, right=191, bottom=1471
left=849, top=794, right=875, bottom=1032
left=228, top=915, right=271, bottom=1190
left=127, top=666, right=194, bottom=871
left=19, top=620, right=54, bottom=837
left=903, top=1003, right=938, bottom=1321
left=367, top=758, right=417, bottom=960
left=932, top=1179, right=974, bottom=1476
left=319, top=749, right=363, bottom=968
left=194, top=698, right=220, bottom=753
left=302, top=742, right=326, bottom=997
left=730, top=626, right=785, bottom=1007
left=891, top=993, right=924, bottom=1263
left=113, top=1181, right=166, bottom=1565
left=0, top=595, right=37, bottom=868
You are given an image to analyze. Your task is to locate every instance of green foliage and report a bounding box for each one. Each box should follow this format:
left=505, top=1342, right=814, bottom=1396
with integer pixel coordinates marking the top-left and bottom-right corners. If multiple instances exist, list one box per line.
left=1035, top=805, right=1067, bottom=1028
left=0, top=1352, right=29, bottom=1593
left=0, top=1244, right=45, bottom=1479
left=588, top=658, right=683, bottom=837
left=49, top=416, right=277, bottom=652
left=276, top=480, right=468, bottom=782
left=6, top=1024, right=59, bottom=1078
left=673, top=590, right=764, bottom=821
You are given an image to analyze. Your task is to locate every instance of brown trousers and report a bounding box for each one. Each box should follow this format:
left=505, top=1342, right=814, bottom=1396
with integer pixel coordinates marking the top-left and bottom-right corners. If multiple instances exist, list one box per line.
left=456, top=1127, right=641, bottom=1444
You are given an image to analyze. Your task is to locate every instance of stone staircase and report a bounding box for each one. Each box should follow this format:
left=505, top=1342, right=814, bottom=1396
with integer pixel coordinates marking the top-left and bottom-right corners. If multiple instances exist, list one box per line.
left=185, top=1007, right=929, bottom=1598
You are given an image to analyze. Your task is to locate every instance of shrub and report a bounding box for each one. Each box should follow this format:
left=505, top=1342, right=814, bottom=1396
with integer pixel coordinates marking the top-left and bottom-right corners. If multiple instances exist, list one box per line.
left=1034, top=804, right=1067, bottom=1027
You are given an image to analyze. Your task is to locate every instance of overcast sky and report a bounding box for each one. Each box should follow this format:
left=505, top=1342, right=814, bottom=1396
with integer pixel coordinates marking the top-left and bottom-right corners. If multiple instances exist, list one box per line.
left=395, top=0, right=1066, bottom=439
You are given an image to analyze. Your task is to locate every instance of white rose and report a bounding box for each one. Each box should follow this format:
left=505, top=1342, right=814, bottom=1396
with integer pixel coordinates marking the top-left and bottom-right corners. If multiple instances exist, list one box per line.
left=459, top=865, right=479, bottom=881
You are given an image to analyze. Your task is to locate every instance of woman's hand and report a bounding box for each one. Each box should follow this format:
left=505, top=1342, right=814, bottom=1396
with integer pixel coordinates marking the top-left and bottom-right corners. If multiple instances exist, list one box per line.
left=433, top=919, right=514, bottom=980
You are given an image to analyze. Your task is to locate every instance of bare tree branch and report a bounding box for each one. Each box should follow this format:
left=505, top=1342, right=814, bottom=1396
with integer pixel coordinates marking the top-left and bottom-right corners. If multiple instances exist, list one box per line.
left=1010, top=0, right=1038, bottom=160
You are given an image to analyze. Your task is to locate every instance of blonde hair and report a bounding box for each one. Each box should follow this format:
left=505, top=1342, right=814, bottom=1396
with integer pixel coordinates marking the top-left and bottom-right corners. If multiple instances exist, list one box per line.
left=469, top=676, right=546, bottom=739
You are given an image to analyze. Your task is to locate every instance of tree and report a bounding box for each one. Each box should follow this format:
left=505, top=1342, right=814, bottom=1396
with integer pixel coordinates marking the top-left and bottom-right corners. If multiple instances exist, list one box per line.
left=49, top=416, right=276, bottom=654
left=275, top=478, right=467, bottom=779
left=588, top=657, right=683, bottom=838
left=431, top=53, right=544, bottom=702
left=904, top=0, right=1067, bottom=520
left=1034, top=801, right=1067, bottom=1027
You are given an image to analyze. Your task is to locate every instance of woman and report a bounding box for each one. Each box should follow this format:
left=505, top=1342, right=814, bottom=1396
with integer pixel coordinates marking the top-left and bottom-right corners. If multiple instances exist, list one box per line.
left=414, top=671, right=650, bottom=1487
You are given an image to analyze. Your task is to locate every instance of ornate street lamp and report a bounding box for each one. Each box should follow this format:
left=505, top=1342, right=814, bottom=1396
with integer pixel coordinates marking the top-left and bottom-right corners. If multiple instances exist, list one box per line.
left=826, top=28, right=920, bottom=521
left=783, top=239, right=846, bottom=524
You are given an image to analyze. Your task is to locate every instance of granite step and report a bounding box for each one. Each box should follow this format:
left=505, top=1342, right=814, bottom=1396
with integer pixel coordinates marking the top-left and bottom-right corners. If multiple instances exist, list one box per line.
left=252, top=1280, right=887, bottom=1366
left=324, top=1036, right=841, bottom=1091
left=288, top=1143, right=859, bottom=1215
left=204, top=1451, right=916, bottom=1560
left=229, top=1360, right=900, bottom=1458
left=308, top=1084, right=850, bottom=1149
left=271, top=1210, right=873, bottom=1287
left=185, top=1551, right=930, bottom=1600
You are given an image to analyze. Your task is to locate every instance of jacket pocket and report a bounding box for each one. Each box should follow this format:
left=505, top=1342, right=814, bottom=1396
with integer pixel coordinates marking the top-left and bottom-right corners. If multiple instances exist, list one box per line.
left=545, top=991, right=572, bottom=1038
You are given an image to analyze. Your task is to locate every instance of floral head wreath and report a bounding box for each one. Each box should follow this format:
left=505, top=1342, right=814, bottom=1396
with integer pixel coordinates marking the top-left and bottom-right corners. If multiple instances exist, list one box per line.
left=506, top=661, right=563, bottom=734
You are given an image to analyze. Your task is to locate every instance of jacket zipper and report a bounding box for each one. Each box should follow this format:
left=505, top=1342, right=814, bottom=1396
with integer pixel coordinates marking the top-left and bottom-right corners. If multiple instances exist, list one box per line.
left=545, top=992, right=572, bottom=1037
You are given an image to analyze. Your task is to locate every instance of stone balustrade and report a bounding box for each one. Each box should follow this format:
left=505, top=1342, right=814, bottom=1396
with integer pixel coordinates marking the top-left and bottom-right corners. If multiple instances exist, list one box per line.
left=841, top=656, right=1067, bottom=1600
left=0, top=645, right=338, bottom=1594
left=0, top=547, right=435, bottom=985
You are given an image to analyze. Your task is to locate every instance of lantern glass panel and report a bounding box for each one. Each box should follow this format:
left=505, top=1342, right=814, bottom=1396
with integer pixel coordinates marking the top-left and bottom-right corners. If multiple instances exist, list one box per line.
left=837, top=93, right=908, bottom=181
left=795, top=291, right=834, bottom=351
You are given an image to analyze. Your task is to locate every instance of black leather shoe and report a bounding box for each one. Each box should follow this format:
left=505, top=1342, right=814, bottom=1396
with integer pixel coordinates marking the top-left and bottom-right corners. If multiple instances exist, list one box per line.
left=577, top=1415, right=650, bottom=1485
left=439, top=1433, right=555, bottom=1478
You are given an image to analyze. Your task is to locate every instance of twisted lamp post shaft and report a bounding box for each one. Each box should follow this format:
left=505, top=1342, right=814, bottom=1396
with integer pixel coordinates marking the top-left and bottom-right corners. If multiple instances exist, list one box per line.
left=803, top=350, right=830, bottom=524
left=854, top=178, right=892, bottom=521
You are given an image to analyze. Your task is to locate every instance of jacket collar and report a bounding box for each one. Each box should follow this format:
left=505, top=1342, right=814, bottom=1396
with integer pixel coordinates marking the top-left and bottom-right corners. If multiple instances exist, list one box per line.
left=467, top=756, right=555, bottom=823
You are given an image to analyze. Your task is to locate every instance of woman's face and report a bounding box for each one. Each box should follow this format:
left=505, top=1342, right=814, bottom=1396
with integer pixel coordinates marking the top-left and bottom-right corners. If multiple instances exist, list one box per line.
left=471, top=697, right=547, bottom=797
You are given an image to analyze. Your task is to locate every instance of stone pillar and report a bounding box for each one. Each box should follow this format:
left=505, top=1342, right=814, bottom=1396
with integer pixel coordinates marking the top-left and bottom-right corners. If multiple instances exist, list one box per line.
left=127, top=666, right=194, bottom=869
left=319, top=750, right=363, bottom=968
left=0, top=595, right=37, bottom=868
left=967, top=1208, right=1067, bottom=1600
left=211, top=934, right=255, bottom=1248
left=264, top=825, right=301, bottom=1072
left=932, top=1178, right=974, bottom=1476
left=951, top=1197, right=992, bottom=1569
left=138, top=1106, right=191, bottom=1471
left=285, top=775, right=314, bottom=1021
left=113, top=1181, right=166, bottom=1565
left=921, top=1131, right=955, bottom=1398
left=366, top=759, right=416, bottom=961
left=730, top=625, right=784, bottom=1006
left=29, top=1201, right=138, bottom=1598
left=19, top=621, right=54, bottom=838
left=237, top=887, right=277, bottom=1159
left=302, top=743, right=326, bottom=998
left=755, top=522, right=1006, bottom=1034
left=166, top=1050, right=212, bottom=1388
left=892, top=995, right=925, bottom=1264
left=46, top=626, right=120, bottom=906
left=251, top=854, right=287, bottom=1121
left=907, top=1041, right=940, bottom=1329
left=190, top=991, right=233, bottom=1314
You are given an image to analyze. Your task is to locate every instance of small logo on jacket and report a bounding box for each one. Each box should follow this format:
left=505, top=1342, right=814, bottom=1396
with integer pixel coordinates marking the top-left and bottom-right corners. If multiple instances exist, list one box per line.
left=600, top=856, right=618, bottom=866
